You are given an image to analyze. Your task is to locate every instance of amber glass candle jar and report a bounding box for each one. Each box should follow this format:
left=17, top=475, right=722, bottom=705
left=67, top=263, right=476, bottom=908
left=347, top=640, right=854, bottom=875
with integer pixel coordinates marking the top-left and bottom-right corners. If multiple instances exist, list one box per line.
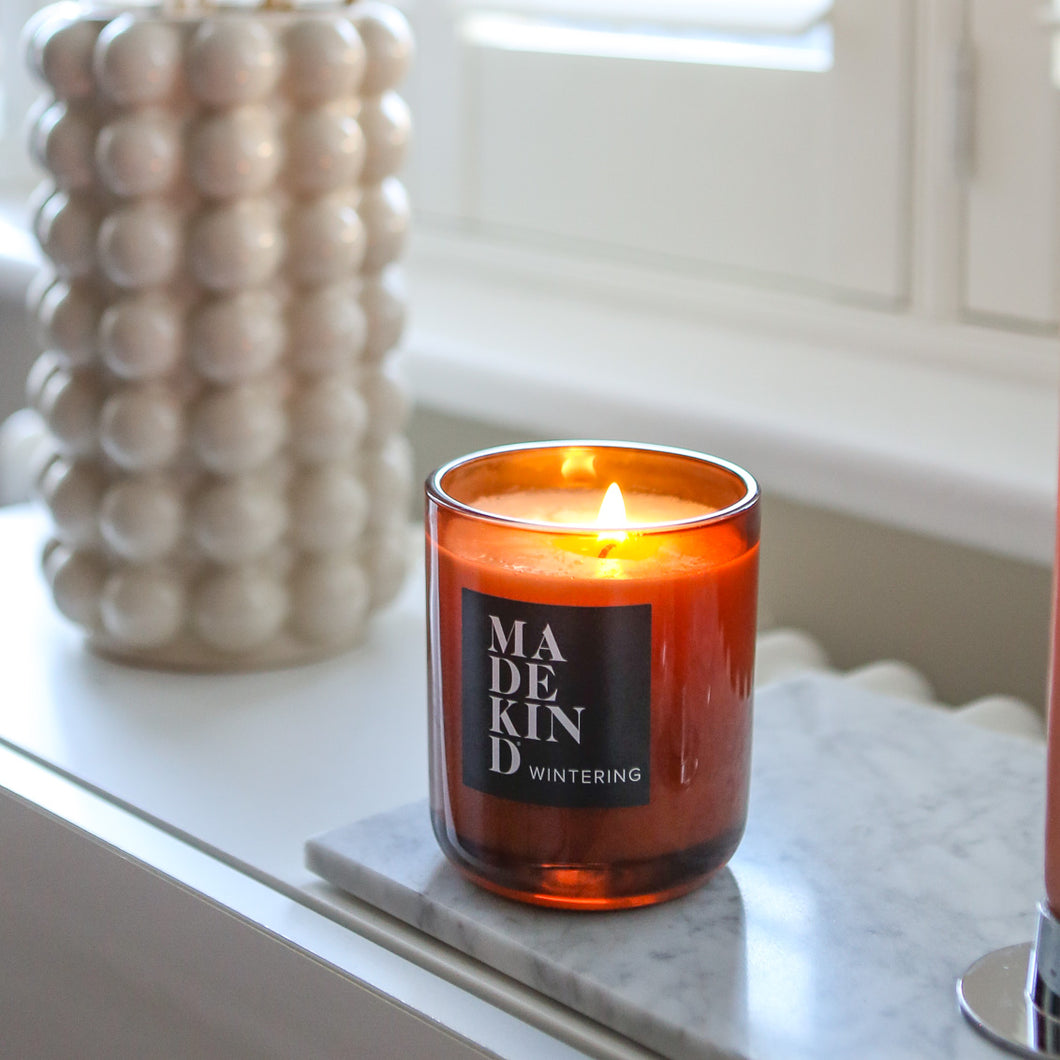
left=425, top=441, right=760, bottom=910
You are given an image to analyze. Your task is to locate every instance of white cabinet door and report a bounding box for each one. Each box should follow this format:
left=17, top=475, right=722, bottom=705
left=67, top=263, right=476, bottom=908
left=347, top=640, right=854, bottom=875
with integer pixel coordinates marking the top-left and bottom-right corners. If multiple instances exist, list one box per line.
left=407, top=0, right=914, bottom=307
left=963, top=0, right=1060, bottom=329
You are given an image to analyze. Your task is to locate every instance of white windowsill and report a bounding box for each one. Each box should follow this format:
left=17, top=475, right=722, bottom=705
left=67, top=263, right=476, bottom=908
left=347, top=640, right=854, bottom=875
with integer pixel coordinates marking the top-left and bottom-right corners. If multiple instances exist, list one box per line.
left=2, top=189, right=1056, bottom=567
left=402, top=229, right=1060, bottom=566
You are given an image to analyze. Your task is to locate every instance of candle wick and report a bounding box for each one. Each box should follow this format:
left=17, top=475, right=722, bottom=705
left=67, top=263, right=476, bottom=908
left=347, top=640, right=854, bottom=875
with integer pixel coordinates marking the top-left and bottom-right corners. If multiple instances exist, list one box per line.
left=597, top=542, right=617, bottom=559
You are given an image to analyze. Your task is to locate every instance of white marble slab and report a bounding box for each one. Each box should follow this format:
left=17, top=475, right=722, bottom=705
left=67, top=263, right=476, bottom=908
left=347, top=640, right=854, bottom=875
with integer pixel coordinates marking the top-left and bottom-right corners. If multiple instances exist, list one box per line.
left=307, top=675, right=1045, bottom=1060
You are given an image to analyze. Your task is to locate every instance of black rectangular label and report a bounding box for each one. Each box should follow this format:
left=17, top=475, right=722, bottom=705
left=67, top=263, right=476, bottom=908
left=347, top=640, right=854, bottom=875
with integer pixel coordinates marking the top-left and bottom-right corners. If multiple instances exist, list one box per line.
left=461, top=588, right=651, bottom=808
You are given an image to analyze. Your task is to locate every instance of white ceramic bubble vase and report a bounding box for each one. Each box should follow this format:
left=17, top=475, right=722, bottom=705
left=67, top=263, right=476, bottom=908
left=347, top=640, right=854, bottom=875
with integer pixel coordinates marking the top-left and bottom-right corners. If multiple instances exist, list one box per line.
left=23, top=0, right=414, bottom=669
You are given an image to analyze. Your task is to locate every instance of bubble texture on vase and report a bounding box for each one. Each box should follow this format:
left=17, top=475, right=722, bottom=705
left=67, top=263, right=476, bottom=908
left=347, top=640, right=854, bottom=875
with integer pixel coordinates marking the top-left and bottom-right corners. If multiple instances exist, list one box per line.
left=24, top=1, right=414, bottom=669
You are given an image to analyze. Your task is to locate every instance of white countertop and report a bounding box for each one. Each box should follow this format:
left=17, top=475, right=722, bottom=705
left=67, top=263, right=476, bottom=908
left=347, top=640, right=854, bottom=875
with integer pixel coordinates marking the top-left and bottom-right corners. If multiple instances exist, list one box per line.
left=1, top=505, right=430, bottom=888
left=0, top=503, right=1043, bottom=1057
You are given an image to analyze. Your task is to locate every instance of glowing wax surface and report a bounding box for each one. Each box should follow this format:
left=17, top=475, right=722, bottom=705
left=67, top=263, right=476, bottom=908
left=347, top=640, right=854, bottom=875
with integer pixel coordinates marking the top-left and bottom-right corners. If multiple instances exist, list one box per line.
left=469, top=488, right=714, bottom=526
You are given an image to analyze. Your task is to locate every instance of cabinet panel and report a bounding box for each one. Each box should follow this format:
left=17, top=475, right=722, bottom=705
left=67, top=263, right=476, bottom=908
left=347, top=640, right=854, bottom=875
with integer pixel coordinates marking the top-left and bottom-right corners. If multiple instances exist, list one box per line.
left=0, top=791, right=489, bottom=1060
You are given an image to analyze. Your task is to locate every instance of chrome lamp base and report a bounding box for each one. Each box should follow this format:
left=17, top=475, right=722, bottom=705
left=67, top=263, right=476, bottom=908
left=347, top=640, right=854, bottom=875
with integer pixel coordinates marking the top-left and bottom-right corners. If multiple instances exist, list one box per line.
left=959, top=904, right=1060, bottom=1057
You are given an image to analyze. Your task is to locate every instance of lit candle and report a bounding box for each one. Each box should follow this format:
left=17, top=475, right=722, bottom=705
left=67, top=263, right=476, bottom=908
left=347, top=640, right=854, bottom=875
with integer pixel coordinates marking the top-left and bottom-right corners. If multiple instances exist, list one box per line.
left=425, top=441, right=760, bottom=909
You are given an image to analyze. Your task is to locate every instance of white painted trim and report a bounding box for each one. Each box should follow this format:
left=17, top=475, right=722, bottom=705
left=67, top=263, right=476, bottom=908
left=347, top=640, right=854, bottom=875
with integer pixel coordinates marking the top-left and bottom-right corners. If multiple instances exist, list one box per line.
left=402, top=229, right=1059, bottom=564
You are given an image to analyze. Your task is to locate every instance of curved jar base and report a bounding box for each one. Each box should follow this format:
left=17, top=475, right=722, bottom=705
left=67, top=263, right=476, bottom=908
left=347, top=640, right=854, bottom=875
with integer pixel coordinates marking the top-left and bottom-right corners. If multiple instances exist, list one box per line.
left=432, top=811, right=744, bottom=910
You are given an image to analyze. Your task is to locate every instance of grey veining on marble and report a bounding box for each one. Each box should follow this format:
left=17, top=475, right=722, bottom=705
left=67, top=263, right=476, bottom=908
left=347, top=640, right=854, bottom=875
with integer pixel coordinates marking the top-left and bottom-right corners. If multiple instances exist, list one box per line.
left=306, top=675, right=1046, bottom=1060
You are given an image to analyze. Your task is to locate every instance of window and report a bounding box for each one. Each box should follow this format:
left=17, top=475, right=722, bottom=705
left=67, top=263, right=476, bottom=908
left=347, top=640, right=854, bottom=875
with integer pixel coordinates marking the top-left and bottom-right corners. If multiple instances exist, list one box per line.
left=5, top=2, right=1057, bottom=334
left=405, top=0, right=912, bottom=306
left=402, top=0, right=1060, bottom=339
left=396, top=0, right=1060, bottom=568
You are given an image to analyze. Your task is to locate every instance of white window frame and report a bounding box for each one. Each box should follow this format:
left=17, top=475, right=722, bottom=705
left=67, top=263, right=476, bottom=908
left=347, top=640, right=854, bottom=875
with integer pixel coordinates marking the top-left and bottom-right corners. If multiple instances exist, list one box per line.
left=398, top=0, right=1060, bottom=563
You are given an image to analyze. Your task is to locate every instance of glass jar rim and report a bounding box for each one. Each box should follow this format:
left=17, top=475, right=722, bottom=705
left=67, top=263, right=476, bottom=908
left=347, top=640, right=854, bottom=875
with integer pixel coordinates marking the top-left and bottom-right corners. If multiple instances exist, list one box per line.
left=426, top=440, right=760, bottom=534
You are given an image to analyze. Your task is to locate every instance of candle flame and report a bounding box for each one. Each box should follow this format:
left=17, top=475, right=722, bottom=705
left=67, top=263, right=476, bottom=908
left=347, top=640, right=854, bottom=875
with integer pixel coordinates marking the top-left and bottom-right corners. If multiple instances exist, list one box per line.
left=596, top=482, right=628, bottom=556
left=597, top=482, right=627, bottom=526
